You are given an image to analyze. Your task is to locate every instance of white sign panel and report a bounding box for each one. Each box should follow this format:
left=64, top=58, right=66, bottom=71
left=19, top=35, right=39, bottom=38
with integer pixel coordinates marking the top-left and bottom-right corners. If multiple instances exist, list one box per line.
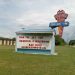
left=17, top=34, right=51, bottom=50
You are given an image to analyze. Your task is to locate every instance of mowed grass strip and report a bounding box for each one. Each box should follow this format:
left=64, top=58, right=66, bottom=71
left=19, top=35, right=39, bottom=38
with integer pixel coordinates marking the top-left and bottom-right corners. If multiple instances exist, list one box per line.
left=0, top=45, right=75, bottom=75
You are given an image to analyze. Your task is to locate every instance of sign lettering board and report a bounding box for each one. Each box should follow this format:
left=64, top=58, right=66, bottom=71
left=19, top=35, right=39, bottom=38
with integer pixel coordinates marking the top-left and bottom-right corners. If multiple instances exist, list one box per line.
left=16, top=33, right=55, bottom=55
left=17, top=35, right=51, bottom=50
left=16, top=28, right=56, bottom=55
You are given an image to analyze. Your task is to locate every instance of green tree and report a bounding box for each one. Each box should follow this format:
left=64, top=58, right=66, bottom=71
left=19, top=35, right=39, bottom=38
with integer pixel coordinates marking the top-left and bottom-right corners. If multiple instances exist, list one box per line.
left=69, top=40, right=75, bottom=45
left=55, top=35, right=66, bottom=45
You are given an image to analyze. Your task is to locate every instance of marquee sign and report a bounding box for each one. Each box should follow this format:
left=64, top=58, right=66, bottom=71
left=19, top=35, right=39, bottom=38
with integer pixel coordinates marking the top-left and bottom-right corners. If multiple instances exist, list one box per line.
left=16, top=29, right=56, bottom=55
left=17, top=35, right=51, bottom=50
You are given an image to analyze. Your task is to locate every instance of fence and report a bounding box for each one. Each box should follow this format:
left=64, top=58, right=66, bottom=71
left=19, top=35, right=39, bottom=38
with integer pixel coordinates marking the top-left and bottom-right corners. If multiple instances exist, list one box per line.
left=0, top=38, right=15, bottom=45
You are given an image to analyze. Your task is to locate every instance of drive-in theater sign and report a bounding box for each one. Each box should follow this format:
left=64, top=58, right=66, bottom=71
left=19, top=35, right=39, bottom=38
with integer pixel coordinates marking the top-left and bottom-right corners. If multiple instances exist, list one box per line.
left=16, top=28, right=56, bottom=55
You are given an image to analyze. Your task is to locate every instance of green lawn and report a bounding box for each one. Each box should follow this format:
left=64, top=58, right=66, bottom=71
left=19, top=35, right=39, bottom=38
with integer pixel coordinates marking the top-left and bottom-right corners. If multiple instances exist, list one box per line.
left=0, top=45, right=75, bottom=75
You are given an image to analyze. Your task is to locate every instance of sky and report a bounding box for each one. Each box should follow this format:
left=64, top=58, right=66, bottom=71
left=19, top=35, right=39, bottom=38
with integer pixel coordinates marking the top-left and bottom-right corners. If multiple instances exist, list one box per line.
left=0, top=0, right=75, bottom=42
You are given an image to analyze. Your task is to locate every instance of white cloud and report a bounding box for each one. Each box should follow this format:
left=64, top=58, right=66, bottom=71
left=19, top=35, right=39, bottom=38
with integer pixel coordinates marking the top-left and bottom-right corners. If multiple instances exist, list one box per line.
left=16, top=11, right=51, bottom=26
left=0, top=0, right=75, bottom=41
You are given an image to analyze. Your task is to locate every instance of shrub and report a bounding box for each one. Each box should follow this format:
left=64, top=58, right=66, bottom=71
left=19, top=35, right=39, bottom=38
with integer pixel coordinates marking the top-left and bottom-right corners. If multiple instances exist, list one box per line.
left=55, top=35, right=66, bottom=45
left=69, top=40, right=75, bottom=46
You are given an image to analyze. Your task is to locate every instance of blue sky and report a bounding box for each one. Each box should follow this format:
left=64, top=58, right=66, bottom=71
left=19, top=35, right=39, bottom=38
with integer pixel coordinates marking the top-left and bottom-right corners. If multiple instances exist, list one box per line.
left=0, top=0, right=75, bottom=42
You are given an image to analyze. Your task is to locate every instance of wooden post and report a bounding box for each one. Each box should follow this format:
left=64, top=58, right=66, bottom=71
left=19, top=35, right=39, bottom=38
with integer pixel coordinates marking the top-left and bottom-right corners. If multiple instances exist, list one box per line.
left=0, top=40, right=2, bottom=45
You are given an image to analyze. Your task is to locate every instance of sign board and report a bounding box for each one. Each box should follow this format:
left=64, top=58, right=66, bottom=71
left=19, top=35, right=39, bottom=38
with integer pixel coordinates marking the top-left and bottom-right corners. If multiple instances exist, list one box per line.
left=15, top=27, right=56, bottom=55
left=16, top=30, right=56, bottom=55
left=17, top=35, right=51, bottom=50
left=49, top=21, right=69, bottom=28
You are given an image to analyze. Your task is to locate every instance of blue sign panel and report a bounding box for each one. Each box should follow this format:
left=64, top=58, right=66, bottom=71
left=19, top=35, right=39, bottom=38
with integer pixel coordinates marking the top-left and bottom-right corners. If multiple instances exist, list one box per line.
left=49, top=21, right=69, bottom=28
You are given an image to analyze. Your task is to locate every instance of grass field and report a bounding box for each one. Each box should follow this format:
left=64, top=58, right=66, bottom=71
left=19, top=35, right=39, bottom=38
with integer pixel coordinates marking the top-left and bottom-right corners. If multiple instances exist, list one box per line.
left=0, top=45, right=75, bottom=75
